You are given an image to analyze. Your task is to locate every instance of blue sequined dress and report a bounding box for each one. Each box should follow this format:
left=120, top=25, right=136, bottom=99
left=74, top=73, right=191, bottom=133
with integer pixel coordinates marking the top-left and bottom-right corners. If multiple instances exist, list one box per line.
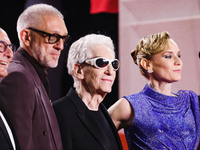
left=124, top=84, right=200, bottom=150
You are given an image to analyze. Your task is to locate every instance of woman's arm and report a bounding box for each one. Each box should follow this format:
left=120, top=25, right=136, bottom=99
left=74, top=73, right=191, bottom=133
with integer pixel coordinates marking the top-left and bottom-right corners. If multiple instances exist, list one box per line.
left=108, top=98, right=134, bottom=130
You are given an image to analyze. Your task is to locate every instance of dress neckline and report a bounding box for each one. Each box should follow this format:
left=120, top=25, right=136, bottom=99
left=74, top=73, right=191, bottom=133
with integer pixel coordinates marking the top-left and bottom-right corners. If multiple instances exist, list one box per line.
left=141, top=84, right=187, bottom=113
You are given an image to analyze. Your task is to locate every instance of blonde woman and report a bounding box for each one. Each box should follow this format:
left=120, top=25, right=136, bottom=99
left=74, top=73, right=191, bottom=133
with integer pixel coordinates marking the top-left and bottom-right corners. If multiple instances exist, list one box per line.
left=108, top=31, right=200, bottom=150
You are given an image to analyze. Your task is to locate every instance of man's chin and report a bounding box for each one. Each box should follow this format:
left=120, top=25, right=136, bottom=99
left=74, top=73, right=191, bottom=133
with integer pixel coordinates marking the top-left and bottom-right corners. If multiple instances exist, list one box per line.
left=0, top=70, right=8, bottom=78
left=43, top=61, right=58, bottom=68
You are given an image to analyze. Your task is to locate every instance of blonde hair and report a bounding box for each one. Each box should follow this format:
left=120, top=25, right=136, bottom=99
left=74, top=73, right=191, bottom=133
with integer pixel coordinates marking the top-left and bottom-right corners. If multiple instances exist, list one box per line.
left=131, top=31, right=171, bottom=78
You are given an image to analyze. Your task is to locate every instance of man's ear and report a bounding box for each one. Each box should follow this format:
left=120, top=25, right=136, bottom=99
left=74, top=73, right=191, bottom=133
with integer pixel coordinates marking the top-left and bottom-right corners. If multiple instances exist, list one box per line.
left=140, top=58, right=152, bottom=71
left=20, top=29, right=31, bottom=47
left=73, top=63, right=84, bottom=79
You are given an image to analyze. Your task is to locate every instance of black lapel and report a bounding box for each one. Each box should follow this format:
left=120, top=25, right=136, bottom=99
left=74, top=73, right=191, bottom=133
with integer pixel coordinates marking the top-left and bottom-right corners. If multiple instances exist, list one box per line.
left=100, top=104, right=123, bottom=150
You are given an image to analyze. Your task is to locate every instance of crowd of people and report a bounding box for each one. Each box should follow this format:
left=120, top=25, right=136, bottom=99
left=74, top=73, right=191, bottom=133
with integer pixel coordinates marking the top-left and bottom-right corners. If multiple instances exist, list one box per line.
left=0, top=3, right=199, bottom=150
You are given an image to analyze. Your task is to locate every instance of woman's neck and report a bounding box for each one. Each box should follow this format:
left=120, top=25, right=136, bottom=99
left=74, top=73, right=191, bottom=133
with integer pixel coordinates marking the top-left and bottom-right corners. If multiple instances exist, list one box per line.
left=148, top=80, right=174, bottom=96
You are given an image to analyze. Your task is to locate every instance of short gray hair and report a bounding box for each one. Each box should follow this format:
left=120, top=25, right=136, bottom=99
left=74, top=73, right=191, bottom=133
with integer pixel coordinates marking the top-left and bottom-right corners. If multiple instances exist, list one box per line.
left=67, top=33, right=115, bottom=76
left=17, top=3, right=64, bottom=44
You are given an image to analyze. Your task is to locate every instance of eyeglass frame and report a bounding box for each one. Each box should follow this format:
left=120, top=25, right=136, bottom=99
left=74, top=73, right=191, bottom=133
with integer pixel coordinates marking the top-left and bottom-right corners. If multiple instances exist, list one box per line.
left=27, top=27, right=71, bottom=45
left=84, top=57, right=120, bottom=71
left=0, top=41, right=16, bottom=53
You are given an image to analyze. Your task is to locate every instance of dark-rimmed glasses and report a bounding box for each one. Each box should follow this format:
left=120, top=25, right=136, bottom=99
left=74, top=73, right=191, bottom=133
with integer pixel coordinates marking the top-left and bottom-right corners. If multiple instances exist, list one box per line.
left=0, top=41, right=16, bottom=53
left=28, top=27, right=70, bottom=45
left=84, top=57, right=120, bottom=71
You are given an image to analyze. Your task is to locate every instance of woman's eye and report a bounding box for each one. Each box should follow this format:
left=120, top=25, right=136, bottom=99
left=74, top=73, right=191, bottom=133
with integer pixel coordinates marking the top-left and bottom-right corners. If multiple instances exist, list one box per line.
left=164, top=55, right=172, bottom=59
left=177, top=54, right=181, bottom=58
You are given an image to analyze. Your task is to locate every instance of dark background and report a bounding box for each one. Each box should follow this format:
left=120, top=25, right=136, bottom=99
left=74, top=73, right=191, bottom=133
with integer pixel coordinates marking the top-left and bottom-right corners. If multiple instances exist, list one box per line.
left=0, top=0, right=119, bottom=108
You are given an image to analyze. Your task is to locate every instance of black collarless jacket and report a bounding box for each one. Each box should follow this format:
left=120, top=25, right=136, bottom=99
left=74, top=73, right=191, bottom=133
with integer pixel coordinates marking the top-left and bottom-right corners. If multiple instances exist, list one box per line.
left=53, top=88, right=123, bottom=150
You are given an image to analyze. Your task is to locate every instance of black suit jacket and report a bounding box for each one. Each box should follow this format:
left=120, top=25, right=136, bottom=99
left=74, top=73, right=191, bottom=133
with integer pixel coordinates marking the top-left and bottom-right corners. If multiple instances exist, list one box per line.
left=0, top=115, right=14, bottom=150
left=53, top=88, right=123, bottom=150
left=0, top=48, right=63, bottom=150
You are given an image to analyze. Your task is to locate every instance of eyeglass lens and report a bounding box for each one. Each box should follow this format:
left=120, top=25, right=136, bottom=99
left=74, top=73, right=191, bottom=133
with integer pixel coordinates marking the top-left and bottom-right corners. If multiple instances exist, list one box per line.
left=0, top=41, right=15, bottom=53
left=96, top=58, right=119, bottom=70
left=96, top=59, right=109, bottom=67
left=48, top=35, right=70, bottom=44
left=112, top=60, right=119, bottom=70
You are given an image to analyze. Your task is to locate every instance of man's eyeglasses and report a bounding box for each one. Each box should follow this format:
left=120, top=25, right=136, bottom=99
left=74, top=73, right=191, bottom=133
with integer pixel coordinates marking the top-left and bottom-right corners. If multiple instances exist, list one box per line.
left=84, top=57, right=120, bottom=71
left=28, top=27, right=70, bottom=45
left=0, top=41, right=16, bottom=53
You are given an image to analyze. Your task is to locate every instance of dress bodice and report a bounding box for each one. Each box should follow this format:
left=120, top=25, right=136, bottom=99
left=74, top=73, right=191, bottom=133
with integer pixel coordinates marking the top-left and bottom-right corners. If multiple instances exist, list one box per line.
left=124, top=84, right=200, bottom=150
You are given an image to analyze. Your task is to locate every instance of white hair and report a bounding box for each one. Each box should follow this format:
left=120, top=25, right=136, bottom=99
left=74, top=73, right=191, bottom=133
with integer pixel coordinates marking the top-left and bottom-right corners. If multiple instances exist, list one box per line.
left=16, top=3, right=64, bottom=45
left=67, top=34, right=115, bottom=87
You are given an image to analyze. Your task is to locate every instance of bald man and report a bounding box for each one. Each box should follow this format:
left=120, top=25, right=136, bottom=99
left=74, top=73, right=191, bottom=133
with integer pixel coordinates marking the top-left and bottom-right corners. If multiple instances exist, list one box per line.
left=0, top=28, right=16, bottom=150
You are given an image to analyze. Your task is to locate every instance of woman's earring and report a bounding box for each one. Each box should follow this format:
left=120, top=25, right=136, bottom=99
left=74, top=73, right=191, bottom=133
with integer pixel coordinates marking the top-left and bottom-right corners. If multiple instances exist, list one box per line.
left=148, top=69, right=153, bottom=73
